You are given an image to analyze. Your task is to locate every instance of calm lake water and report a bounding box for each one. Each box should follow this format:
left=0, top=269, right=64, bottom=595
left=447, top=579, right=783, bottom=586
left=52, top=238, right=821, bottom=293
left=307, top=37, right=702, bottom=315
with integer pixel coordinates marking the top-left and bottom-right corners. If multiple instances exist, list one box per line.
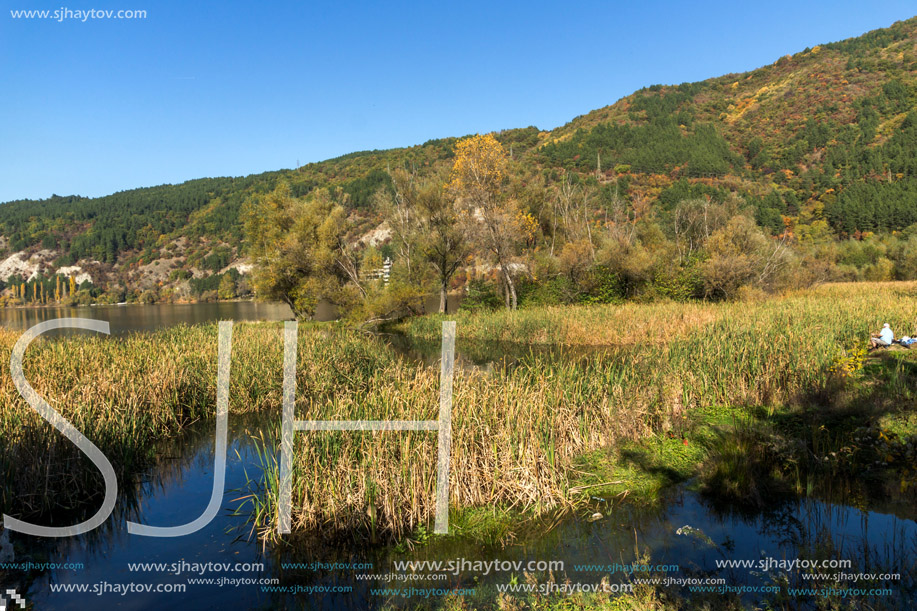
left=0, top=295, right=461, bottom=336
left=2, top=304, right=915, bottom=609
left=0, top=301, right=297, bottom=335
left=10, top=407, right=917, bottom=609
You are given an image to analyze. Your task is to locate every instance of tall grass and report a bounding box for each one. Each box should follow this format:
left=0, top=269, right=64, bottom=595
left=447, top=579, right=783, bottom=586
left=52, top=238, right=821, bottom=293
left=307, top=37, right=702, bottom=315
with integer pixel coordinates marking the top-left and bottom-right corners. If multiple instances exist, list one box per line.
left=399, top=281, right=917, bottom=348
left=4, top=281, right=917, bottom=540
left=0, top=323, right=286, bottom=517
left=242, top=283, right=917, bottom=540
left=397, top=300, right=720, bottom=345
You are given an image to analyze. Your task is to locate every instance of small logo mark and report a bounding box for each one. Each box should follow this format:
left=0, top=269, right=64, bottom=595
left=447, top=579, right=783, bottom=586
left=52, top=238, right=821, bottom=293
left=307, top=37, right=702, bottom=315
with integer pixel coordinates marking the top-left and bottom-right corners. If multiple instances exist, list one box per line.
left=0, top=588, right=25, bottom=611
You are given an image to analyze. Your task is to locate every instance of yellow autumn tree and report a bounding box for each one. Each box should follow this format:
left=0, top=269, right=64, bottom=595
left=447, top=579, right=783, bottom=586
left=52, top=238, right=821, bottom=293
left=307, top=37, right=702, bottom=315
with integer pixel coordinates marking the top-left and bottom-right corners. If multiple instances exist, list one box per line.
left=447, top=134, right=523, bottom=309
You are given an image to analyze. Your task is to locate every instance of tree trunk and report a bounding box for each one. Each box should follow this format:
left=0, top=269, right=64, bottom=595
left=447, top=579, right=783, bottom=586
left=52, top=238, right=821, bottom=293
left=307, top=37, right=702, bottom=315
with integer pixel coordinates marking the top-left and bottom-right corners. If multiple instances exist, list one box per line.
left=502, top=267, right=517, bottom=310
left=439, top=281, right=448, bottom=314
left=282, top=293, right=309, bottom=321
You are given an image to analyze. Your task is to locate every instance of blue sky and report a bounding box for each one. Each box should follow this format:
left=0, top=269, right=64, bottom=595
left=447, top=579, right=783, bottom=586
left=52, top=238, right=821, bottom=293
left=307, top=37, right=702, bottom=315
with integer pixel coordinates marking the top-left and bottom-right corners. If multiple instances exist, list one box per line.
left=1, top=0, right=914, bottom=202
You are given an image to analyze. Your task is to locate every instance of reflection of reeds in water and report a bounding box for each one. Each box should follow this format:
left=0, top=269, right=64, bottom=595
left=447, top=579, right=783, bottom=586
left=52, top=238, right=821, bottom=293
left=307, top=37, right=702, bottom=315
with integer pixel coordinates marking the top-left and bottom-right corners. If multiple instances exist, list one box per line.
left=1, top=425, right=208, bottom=595
left=2, top=413, right=272, bottom=601
left=756, top=499, right=917, bottom=604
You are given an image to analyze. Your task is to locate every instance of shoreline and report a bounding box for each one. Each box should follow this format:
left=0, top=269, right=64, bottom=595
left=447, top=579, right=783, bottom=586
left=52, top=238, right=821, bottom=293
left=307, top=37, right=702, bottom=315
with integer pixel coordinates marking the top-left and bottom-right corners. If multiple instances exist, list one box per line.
left=0, top=296, right=258, bottom=310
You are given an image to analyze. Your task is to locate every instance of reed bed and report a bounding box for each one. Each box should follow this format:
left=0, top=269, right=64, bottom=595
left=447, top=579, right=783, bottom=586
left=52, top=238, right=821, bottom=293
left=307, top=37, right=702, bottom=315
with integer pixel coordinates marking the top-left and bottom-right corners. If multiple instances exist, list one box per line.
left=246, top=283, right=917, bottom=540
left=4, top=281, right=917, bottom=539
left=0, top=323, right=285, bottom=517
left=399, top=281, right=917, bottom=347
left=397, top=300, right=722, bottom=345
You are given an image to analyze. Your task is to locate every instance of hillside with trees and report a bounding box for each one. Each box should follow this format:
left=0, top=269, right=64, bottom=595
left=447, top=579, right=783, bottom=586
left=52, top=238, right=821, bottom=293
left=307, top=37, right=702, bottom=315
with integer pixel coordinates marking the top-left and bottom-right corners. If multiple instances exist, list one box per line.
left=0, top=17, right=916, bottom=310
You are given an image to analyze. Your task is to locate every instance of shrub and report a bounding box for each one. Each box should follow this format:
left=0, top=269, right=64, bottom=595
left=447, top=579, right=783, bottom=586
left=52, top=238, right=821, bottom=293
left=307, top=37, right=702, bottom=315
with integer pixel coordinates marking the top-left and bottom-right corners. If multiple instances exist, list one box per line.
left=459, top=278, right=503, bottom=312
left=516, top=276, right=566, bottom=307
left=578, top=265, right=625, bottom=304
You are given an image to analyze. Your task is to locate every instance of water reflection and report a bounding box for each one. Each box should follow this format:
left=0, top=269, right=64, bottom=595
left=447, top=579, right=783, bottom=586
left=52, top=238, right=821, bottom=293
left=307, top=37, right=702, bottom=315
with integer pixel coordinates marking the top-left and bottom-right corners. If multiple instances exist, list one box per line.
left=0, top=301, right=297, bottom=336
left=6, top=404, right=914, bottom=609
left=0, top=293, right=459, bottom=337
left=12, top=413, right=274, bottom=610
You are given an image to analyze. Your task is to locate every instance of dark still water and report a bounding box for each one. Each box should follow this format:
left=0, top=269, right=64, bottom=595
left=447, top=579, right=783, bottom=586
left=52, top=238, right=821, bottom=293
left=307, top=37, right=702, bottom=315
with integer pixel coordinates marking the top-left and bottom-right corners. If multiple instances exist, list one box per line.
left=5, top=408, right=915, bottom=609
left=0, top=301, right=297, bottom=335
left=0, top=294, right=460, bottom=336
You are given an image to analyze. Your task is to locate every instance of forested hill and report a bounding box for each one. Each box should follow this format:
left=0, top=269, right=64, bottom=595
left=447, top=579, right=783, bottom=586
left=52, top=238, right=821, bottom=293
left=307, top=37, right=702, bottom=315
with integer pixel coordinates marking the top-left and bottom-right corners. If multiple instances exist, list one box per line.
left=0, top=16, right=915, bottom=303
left=539, top=16, right=917, bottom=235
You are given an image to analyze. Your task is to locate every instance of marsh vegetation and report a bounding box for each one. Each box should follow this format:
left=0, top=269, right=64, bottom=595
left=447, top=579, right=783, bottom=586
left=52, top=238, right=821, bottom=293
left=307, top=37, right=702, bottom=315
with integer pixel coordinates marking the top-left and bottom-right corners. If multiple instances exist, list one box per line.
left=3, top=281, right=915, bottom=547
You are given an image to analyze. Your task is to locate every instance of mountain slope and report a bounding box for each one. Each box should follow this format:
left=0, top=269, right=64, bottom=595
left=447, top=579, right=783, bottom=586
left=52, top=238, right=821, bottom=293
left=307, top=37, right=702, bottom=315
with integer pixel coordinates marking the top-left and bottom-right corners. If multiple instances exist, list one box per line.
left=536, top=17, right=917, bottom=233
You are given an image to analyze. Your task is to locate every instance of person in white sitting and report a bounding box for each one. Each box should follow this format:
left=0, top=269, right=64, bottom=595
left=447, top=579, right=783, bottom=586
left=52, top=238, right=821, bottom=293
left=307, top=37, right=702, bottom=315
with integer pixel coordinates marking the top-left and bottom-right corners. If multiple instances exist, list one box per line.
left=870, top=323, right=894, bottom=349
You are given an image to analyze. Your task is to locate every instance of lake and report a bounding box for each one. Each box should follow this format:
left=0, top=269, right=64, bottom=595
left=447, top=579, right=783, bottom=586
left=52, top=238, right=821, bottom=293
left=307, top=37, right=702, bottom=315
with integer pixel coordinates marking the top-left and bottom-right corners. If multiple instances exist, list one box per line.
left=0, top=301, right=297, bottom=335
left=0, top=295, right=462, bottom=336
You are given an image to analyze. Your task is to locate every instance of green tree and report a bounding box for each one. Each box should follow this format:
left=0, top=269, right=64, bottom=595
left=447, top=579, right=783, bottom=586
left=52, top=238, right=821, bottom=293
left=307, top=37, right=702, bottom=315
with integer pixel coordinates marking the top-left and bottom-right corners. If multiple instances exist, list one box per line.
left=386, top=169, right=469, bottom=313
left=218, top=273, right=237, bottom=300
left=244, top=183, right=358, bottom=319
left=702, top=215, right=792, bottom=299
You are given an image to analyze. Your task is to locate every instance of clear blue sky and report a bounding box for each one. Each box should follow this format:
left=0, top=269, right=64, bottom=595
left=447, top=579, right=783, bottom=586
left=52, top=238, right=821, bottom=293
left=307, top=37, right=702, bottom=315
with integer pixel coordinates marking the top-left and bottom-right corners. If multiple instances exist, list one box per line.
left=1, top=0, right=914, bottom=202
